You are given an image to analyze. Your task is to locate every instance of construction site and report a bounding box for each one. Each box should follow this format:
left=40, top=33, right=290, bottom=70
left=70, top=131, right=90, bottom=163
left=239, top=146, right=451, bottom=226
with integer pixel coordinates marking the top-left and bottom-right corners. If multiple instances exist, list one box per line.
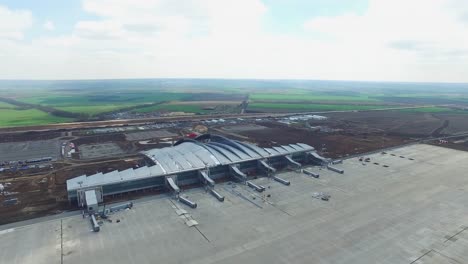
left=1, top=110, right=468, bottom=264
left=1, top=143, right=468, bottom=264
left=2, top=110, right=468, bottom=223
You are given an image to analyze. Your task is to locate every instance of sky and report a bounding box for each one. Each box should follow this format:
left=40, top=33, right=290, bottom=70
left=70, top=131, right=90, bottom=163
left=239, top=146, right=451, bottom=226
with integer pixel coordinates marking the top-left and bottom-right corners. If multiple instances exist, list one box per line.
left=0, top=0, right=467, bottom=82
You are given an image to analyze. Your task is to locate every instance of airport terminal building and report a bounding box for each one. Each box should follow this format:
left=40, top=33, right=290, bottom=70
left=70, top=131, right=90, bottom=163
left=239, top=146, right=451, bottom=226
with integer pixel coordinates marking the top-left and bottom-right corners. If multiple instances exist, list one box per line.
left=66, top=134, right=326, bottom=207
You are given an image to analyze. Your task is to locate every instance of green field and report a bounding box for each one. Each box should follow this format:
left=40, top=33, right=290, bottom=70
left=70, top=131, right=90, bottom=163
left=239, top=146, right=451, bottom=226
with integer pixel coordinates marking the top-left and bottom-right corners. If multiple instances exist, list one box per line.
left=248, top=103, right=387, bottom=112
left=397, top=107, right=468, bottom=114
left=248, top=103, right=468, bottom=114
left=250, top=92, right=379, bottom=102
left=55, top=105, right=135, bottom=115
left=18, top=92, right=188, bottom=106
left=0, top=109, right=73, bottom=127
left=0, top=101, right=16, bottom=108
left=134, top=103, right=209, bottom=114
left=1, top=79, right=468, bottom=128
left=17, top=92, right=190, bottom=115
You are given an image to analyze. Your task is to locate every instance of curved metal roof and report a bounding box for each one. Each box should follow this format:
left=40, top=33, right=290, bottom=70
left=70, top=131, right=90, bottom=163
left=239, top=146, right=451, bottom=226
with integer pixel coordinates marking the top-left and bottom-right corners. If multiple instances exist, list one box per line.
left=141, top=135, right=315, bottom=171
left=205, top=143, right=242, bottom=163
left=207, top=142, right=250, bottom=160
left=67, top=134, right=315, bottom=191
left=143, top=142, right=221, bottom=173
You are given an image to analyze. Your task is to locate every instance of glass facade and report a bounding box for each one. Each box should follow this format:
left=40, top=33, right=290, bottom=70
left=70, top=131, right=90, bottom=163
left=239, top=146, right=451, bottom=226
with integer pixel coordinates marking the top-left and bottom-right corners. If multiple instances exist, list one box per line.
left=68, top=152, right=310, bottom=205
left=101, top=176, right=165, bottom=196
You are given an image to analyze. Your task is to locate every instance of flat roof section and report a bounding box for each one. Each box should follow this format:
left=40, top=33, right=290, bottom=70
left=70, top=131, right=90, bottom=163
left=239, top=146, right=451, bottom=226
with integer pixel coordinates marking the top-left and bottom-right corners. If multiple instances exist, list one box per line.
left=84, top=190, right=97, bottom=206
left=5, top=144, right=468, bottom=264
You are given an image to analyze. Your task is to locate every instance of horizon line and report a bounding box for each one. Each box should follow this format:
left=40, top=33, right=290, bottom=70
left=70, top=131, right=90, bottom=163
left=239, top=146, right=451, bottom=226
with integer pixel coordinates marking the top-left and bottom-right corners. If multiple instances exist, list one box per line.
left=0, top=77, right=466, bottom=85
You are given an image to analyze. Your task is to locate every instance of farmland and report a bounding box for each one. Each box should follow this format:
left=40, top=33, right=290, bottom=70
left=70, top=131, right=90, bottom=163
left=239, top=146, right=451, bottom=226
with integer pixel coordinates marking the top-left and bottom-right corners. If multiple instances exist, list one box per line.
left=250, top=92, right=379, bottom=102
left=249, top=103, right=390, bottom=112
left=0, top=108, right=73, bottom=127
left=16, top=92, right=190, bottom=115
left=55, top=105, right=135, bottom=115
left=18, top=92, right=189, bottom=106
left=134, top=103, right=209, bottom=114
left=0, top=102, right=16, bottom=109
left=248, top=103, right=467, bottom=113
left=396, top=107, right=466, bottom=113
left=0, top=79, right=467, bottom=128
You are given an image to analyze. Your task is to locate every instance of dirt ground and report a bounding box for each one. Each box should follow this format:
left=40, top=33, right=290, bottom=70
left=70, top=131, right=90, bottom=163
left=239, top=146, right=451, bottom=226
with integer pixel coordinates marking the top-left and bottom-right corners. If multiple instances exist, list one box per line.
left=228, top=122, right=409, bottom=158
left=322, top=111, right=468, bottom=137
left=0, top=157, right=143, bottom=225
left=0, top=131, right=62, bottom=143
left=433, top=113, right=468, bottom=134
left=221, top=124, right=268, bottom=132
left=72, top=133, right=126, bottom=145
left=125, top=130, right=178, bottom=141
left=215, top=111, right=468, bottom=158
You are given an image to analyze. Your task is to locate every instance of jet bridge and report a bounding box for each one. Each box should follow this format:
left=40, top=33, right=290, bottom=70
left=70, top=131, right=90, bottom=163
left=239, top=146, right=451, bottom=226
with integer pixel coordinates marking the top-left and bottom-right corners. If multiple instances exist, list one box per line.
left=90, top=214, right=100, bottom=232
left=327, top=165, right=344, bottom=174
left=209, top=189, right=225, bottom=202
left=308, top=152, right=329, bottom=164
left=167, top=177, right=198, bottom=208
left=166, top=177, right=180, bottom=195
left=259, top=160, right=276, bottom=173
left=199, top=170, right=224, bottom=202
left=272, top=176, right=290, bottom=186
left=303, top=169, right=319, bottom=178
left=247, top=181, right=265, bottom=192
left=229, top=165, right=247, bottom=182
left=199, top=170, right=215, bottom=187
left=179, top=196, right=197, bottom=208
left=285, top=156, right=301, bottom=168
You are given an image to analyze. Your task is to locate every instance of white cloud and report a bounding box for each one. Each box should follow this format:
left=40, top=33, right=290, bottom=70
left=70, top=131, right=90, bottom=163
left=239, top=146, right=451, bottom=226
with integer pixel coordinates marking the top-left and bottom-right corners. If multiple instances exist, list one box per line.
left=303, top=0, right=468, bottom=80
left=0, top=5, right=32, bottom=40
left=0, top=0, right=468, bottom=82
left=80, top=0, right=266, bottom=37
left=43, top=20, right=55, bottom=31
